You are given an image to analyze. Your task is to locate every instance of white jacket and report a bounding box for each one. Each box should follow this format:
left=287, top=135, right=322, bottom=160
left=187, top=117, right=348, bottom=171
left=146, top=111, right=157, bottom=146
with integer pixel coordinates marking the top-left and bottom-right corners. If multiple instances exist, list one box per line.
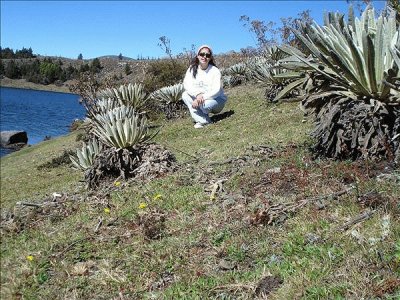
left=183, top=64, right=226, bottom=100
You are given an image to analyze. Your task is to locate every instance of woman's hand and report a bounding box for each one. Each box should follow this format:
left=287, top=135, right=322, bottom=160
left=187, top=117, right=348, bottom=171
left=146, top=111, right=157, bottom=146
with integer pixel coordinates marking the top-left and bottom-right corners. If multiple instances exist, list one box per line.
left=193, top=94, right=205, bottom=108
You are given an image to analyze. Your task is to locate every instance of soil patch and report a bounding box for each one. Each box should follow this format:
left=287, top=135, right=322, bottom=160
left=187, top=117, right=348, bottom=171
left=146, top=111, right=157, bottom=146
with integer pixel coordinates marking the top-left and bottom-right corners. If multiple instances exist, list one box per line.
left=255, top=275, right=283, bottom=297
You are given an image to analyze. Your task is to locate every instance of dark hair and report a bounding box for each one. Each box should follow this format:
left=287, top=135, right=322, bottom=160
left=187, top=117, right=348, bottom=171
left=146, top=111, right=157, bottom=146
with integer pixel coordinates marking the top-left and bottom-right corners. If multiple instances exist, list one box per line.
left=189, top=55, right=217, bottom=78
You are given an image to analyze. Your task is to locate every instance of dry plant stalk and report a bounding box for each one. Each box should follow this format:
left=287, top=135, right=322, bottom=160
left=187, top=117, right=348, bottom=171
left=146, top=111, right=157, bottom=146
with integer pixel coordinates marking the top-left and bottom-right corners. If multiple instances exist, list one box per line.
left=250, top=186, right=354, bottom=226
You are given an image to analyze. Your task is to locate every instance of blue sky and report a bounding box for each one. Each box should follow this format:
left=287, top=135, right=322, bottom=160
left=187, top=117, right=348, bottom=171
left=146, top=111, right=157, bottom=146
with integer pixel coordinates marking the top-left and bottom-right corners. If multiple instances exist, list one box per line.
left=1, top=1, right=385, bottom=59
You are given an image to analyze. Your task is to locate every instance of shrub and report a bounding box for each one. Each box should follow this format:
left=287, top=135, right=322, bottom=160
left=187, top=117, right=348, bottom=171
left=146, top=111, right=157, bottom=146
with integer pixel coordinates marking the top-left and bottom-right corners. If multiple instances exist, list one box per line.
left=142, top=60, right=186, bottom=93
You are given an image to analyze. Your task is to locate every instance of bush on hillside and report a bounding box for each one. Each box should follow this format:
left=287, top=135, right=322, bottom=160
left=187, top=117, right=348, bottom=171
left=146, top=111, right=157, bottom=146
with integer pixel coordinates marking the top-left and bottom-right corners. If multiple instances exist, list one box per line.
left=142, top=60, right=186, bottom=94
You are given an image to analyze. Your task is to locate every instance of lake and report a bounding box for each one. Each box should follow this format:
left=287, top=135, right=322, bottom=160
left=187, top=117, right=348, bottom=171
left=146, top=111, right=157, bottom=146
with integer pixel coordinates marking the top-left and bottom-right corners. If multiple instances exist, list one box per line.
left=0, top=87, right=85, bottom=157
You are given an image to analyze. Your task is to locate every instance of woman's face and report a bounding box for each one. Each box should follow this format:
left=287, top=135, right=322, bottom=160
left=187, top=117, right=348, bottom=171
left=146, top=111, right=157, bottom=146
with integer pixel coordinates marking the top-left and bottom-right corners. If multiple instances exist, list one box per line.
left=198, top=48, right=212, bottom=65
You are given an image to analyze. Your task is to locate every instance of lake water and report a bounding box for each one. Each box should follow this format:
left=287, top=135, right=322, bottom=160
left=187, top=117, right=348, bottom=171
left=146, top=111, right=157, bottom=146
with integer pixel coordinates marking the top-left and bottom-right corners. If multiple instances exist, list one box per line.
left=0, top=87, right=85, bottom=157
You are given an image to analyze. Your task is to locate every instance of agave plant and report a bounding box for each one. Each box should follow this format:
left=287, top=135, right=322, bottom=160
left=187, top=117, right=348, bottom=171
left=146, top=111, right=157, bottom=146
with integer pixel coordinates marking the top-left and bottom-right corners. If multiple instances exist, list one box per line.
left=247, top=56, right=272, bottom=83
left=149, top=83, right=184, bottom=104
left=91, top=105, right=154, bottom=149
left=222, top=75, right=234, bottom=88
left=97, top=83, right=148, bottom=112
left=264, top=45, right=288, bottom=63
left=246, top=54, right=303, bottom=102
left=222, top=62, right=251, bottom=87
left=291, top=7, right=399, bottom=102
left=85, top=97, right=121, bottom=121
left=279, top=5, right=400, bottom=161
left=69, top=138, right=102, bottom=170
left=147, top=83, right=186, bottom=119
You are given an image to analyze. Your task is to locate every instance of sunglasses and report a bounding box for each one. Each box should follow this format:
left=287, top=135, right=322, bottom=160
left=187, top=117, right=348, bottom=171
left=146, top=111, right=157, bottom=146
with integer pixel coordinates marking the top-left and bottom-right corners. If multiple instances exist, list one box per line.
left=198, top=52, right=211, bottom=58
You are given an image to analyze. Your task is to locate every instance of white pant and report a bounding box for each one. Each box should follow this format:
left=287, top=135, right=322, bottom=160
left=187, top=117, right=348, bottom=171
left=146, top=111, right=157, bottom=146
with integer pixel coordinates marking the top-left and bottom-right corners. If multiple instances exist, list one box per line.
left=182, top=91, right=227, bottom=124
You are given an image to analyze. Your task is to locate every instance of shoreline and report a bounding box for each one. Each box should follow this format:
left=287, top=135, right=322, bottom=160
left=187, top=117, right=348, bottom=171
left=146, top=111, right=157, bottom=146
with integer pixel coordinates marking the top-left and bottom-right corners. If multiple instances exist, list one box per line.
left=0, top=78, right=73, bottom=94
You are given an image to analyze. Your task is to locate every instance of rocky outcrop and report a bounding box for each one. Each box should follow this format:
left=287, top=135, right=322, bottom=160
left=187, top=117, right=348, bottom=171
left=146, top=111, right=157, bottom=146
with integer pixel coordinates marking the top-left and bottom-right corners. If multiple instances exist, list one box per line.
left=0, top=131, right=28, bottom=148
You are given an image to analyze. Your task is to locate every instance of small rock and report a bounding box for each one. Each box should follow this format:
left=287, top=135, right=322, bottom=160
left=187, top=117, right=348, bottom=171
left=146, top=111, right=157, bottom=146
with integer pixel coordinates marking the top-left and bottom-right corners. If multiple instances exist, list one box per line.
left=377, top=173, right=400, bottom=183
left=266, top=167, right=281, bottom=174
left=304, top=233, right=321, bottom=244
left=218, top=259, right=236, bottom=271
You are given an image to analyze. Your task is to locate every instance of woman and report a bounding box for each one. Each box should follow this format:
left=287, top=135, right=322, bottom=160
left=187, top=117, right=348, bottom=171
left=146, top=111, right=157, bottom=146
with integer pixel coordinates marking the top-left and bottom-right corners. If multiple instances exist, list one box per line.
left=182, top=45, right=227, bottom=128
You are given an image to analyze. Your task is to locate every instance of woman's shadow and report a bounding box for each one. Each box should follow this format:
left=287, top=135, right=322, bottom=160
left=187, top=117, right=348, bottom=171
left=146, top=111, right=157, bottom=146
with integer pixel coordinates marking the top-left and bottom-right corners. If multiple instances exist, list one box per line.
left=211, top=110, right=235, bottom=123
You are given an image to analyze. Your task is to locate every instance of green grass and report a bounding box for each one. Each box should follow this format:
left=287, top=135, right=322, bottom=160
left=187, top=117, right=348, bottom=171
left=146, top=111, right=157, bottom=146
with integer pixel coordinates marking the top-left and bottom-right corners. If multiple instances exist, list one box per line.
left=1, top=83, right=399, bottom=299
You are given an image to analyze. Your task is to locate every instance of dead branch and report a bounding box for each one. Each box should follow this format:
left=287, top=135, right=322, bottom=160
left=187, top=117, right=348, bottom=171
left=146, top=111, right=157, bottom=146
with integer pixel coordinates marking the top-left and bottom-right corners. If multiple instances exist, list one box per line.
left=16, top=202, right=42, bottom=208
left=337, top=210, right=376, bottom=231
left=251, top=186, right=354, bottom=226
left=302, top=186, right=355, bottom=204
left=208, top=156, right=248, bottom=166
left=57, top=237, right=90, bottom=257
left=94, top=216, right=103, bottom=233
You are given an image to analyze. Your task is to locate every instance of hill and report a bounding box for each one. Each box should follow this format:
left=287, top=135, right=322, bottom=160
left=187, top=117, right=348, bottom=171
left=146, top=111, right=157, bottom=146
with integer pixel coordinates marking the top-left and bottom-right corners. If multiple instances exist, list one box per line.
left=0, top=53, right=244, bottom=94
left=1, top=83, right=399, bottom=299
left=97, top=55, right=135, bottom=61
left=0, top=55, right=152, bottom=93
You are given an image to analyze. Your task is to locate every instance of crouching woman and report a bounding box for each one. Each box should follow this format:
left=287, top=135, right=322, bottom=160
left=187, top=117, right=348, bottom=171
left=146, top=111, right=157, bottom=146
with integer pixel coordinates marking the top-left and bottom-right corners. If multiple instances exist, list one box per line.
left=182, top=45, right=227, bottom=129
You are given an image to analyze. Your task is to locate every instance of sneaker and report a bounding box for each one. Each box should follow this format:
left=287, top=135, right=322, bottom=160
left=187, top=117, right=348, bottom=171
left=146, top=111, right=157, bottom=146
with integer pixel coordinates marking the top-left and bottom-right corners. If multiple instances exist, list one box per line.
left=194, top=122, right=208, bottom=129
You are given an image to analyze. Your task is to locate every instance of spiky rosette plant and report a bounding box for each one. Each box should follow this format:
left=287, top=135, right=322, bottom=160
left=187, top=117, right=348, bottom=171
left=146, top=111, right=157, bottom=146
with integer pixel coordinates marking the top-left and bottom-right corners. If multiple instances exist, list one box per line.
left=222, top=62, right=251, bottom=87
left=91, top=105, right=153, bottom=150
left=280, top=6, right=400, bottom=162
left=246, top=48, right=304, bottom=102
left=85, top=98, right=121, bottom=123
left=81, top=83, right=149, bottom=135
left=97, top=83, right=149, bottom=113
left=149, top=83, right=185, bottom=119
left=79, top=105, right=177, bottom=189
left=69, top=138, right=103, bottom=170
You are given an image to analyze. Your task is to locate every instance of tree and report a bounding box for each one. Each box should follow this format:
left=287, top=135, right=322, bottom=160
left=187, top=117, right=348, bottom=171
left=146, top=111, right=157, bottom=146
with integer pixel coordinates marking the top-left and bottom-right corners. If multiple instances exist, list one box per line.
left=124, top=63, right=132, bottom=75
left=0, top=47, right=15, bottom=59
left=239, top=10, right=313, bottom=52
left=79, top=63, right=90, bottom=73
left=239, top=15, right=277, bottom=51
left=39, top=61, right=62, bottom=84
left=90, top=58, right=102, bottom=73
left=0, top=60, right=5, bottom=76
left=279, top=10, right=313, bottom=54
left=65, top=64, right=78, bottom=80
left=118, top=53, right=123, bottom=60
left=15, top=47, right=35, bottom=58
left=4, top=60, right=21, bottom=79
left=78, top=53, right=83, bottom=60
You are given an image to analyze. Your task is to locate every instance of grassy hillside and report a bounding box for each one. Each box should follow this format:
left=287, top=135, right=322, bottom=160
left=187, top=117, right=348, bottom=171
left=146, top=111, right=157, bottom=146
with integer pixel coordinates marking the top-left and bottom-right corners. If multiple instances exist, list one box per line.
left=0, top=54, right=244, bottom=94
left=0, top=56, right=150, bottom=94
left=1, top=84, right=399, bottom=299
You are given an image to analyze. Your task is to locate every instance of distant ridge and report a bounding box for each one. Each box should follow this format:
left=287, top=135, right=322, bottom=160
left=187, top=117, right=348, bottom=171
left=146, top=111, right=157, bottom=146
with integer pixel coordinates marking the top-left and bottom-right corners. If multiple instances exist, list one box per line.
left=97, top=55, right=135, bottom=60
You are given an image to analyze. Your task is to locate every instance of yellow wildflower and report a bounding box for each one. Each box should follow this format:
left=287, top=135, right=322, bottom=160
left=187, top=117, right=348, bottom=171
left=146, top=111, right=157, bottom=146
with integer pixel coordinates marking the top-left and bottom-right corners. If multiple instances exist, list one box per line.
left=26, top=255, right=34, bottom=261
left=104, top=208, right=111, bottom=214
left=138, top=202, right=148, bottom=209
left=153, top=194, right=162, bottom=201
left=114, top=181, right=121, bottom=187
